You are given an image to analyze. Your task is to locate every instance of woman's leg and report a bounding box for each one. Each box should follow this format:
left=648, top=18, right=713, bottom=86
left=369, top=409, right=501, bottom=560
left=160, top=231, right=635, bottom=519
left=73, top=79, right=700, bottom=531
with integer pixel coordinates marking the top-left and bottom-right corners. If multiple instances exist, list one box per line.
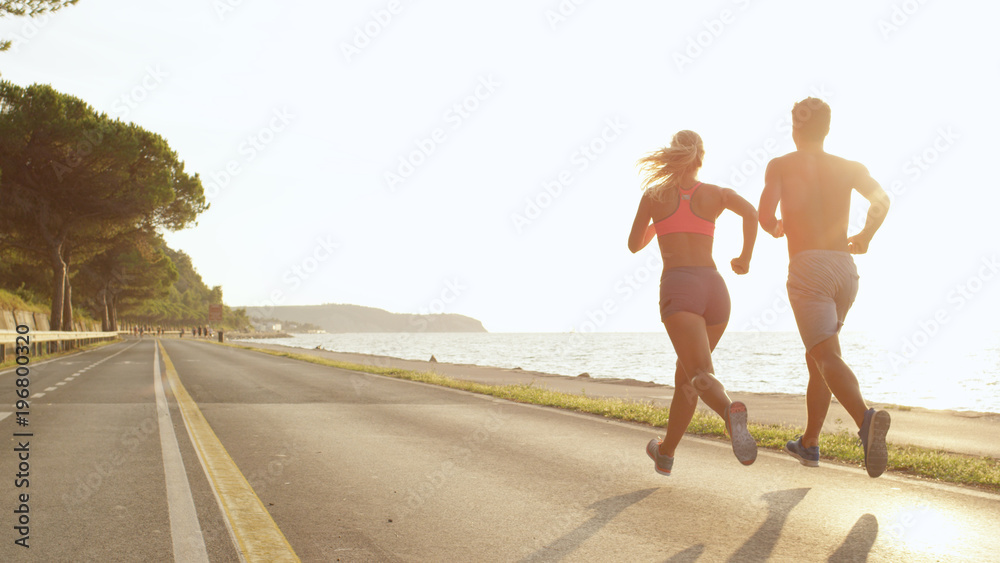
left=660, top=313, right=730, bottom=456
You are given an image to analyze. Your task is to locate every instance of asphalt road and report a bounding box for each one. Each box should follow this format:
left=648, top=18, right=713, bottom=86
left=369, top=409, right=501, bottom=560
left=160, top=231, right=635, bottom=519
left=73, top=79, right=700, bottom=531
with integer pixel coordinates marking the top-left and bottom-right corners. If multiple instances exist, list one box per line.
left=1, top=338, right=998, bottom=562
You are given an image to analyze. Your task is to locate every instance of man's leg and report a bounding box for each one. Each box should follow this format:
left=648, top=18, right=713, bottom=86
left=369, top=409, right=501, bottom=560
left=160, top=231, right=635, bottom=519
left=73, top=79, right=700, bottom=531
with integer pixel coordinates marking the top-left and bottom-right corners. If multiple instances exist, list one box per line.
left=801, top=353, right=831, bottom=449
left=808, top=335, right=867, bottom=428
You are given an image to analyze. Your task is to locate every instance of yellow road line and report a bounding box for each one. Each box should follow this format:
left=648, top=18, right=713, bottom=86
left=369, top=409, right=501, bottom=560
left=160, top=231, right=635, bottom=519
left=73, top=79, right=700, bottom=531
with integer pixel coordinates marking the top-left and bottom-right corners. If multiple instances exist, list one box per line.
left=158, top=341, right=300, bottom=562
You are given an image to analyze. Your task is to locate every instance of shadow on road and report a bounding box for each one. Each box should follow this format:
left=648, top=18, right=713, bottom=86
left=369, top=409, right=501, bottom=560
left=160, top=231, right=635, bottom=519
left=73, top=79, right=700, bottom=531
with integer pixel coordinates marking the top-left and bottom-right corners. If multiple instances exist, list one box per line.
left=663, top=490, right=880, bottom=562
left=828, top=513, right=879, bottom=562
left=662, top=543, right=706, bottom=562
left=726, top=487, right=810, bottom=562
left=519, top=488, right=657, bottom=562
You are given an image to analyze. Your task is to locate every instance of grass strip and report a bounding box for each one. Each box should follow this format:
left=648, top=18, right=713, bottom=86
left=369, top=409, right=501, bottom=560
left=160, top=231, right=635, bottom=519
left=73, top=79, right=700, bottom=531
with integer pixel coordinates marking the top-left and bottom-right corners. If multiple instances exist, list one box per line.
left=225, top=342, right=1000, bottom=494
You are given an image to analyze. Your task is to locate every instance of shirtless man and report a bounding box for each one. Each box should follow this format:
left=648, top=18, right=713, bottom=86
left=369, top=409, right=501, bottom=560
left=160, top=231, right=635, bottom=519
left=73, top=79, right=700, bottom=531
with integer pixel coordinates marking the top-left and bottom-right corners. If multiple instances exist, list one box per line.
left=758, top=98, right=892, bottom=478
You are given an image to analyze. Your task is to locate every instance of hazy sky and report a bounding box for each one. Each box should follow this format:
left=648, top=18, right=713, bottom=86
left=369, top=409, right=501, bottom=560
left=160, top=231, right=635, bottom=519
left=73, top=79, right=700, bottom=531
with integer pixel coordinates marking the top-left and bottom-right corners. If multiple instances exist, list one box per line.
left=2, top=1, right=998, bottom=348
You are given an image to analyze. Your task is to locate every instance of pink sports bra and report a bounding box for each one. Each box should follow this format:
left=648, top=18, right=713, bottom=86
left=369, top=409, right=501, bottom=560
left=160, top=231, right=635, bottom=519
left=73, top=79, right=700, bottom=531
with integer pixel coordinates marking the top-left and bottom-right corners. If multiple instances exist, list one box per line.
left=652, top=182, right=716, bottom=238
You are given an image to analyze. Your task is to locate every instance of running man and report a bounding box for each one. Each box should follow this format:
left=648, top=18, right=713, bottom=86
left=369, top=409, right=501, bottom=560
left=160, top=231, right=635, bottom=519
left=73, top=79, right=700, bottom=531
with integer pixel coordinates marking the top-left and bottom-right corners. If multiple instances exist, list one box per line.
left=629, top=130, right=759, bottom=475
left=758, top=98, right=892, bottom=477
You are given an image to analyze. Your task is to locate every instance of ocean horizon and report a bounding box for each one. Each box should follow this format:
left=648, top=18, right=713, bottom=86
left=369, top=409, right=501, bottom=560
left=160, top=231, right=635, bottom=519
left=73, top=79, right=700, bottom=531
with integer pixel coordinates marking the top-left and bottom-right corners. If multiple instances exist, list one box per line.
left=236, top=330, right=1000, bottom=415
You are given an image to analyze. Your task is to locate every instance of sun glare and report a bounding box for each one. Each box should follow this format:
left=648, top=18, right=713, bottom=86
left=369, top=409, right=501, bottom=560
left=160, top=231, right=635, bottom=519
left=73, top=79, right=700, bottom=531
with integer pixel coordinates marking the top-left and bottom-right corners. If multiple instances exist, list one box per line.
left=886, top=504, right=963, bottom=557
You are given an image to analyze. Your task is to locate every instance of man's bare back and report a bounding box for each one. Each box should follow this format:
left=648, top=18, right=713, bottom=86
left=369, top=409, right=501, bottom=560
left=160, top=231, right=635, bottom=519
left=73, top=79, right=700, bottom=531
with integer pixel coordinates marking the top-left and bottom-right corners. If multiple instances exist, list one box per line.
left=760, top=150, right=889, bottom=257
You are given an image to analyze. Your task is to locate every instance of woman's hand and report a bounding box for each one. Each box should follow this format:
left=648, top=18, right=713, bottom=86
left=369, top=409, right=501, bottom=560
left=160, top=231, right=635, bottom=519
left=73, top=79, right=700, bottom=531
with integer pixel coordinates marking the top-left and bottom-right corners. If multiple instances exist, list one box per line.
left=730, top=255, right=751, bottom=275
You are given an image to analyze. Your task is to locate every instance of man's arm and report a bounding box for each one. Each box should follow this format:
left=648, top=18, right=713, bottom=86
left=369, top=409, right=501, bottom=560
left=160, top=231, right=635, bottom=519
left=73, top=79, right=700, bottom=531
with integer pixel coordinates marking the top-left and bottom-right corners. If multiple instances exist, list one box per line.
left=847, top=164, right=890, bottom=254
left=628, top=192, right=656, bottom=253
left=758, top=159, right=784, bottom=238
left=722, top=188, right=758, bottom=274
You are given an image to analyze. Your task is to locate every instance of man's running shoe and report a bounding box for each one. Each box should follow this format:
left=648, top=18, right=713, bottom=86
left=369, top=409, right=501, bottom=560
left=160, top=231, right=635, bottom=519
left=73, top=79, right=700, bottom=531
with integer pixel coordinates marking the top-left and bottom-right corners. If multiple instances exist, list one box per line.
left=785, top=436, right=820, bottom=467
left=859, top=408, right=891, bottom=478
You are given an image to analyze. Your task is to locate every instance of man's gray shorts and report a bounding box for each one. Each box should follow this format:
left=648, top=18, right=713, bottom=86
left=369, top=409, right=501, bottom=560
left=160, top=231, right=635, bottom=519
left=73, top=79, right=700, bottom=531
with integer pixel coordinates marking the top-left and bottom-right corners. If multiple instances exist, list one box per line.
left=787, top=250, right=860, bottom=351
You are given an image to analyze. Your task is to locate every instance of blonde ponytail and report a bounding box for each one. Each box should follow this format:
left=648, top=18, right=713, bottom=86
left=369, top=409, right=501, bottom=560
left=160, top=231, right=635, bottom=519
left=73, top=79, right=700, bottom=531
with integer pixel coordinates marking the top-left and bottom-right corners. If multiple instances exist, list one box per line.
left=636, top=130, right=704, bottom=201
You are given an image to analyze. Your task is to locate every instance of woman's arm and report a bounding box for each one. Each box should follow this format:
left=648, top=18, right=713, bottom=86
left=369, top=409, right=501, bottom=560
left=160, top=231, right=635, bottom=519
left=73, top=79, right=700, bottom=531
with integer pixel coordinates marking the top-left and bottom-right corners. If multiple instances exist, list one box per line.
left=628, top=193, right=655, bottom=253
left=722, top=188, right=758, bottom=274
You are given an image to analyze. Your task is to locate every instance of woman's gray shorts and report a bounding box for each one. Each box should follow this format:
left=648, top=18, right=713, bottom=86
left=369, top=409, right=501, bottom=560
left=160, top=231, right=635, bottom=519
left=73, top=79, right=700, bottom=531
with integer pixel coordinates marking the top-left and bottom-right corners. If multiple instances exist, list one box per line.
left=659, top=267, right=731, bottom=326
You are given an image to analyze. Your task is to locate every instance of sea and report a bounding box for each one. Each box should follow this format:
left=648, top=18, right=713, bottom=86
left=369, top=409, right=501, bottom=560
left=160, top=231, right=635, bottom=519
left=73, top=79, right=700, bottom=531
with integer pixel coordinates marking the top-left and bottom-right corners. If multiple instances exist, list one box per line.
left=241, top=331, right=1000, bottom=415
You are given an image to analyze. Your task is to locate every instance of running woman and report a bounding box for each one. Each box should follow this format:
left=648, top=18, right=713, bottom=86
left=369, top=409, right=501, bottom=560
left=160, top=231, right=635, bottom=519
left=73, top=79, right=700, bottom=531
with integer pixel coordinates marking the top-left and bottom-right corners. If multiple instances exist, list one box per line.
left=628, top=130, right=759, bottom=475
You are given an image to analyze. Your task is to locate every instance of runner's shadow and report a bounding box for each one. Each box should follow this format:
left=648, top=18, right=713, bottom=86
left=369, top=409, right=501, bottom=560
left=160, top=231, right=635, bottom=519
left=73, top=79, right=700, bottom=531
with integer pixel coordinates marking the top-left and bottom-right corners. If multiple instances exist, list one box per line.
left=662, top=543, right=706, bottom=562
left=828, top=513, right=879, bottom=562
left=519, top=488, right=656, bottom=562
left=726, top=487, right=810, bottom=563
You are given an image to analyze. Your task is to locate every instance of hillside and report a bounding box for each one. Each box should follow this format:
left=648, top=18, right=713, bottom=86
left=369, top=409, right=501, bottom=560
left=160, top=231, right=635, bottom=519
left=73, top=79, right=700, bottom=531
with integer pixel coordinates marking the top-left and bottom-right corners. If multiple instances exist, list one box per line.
left=242, top=304, right=488, bottom=333
left=115, top=246, right=251, bottom=330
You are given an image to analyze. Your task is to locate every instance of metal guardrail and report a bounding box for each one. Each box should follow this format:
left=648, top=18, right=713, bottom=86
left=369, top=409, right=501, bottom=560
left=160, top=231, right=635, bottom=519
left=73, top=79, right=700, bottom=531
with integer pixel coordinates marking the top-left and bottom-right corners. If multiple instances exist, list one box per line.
left=0, top=331, right=122, bottom=344
left=0, top=330, right=122, bottom=362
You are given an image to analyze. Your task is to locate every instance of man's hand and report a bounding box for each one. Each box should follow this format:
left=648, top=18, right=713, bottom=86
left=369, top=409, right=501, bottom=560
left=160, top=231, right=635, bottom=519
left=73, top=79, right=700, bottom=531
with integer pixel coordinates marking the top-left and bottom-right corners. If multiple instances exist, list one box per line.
left=731, top=255, right=751, bottom=275
left=769, top=219, right=784, bottom=238
left=847, top=234, right=870, bottom=254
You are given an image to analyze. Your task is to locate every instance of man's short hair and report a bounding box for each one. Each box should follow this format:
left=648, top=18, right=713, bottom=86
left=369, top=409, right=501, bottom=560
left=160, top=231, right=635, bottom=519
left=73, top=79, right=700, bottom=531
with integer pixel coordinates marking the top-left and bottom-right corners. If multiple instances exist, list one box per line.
left=792, top=98, right=831, bottom=142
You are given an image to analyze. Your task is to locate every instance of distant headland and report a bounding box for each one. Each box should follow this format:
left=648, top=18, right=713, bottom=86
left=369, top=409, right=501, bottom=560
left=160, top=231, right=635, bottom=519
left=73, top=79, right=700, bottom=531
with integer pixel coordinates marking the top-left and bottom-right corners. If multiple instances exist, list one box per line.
left=242, top=303, right=488, bottom=334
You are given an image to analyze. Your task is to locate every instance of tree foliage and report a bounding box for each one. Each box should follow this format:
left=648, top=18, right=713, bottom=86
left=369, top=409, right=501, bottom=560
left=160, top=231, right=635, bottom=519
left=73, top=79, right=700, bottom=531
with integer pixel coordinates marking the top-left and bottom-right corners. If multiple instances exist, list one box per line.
left=0, top=1, right=79, bottom=51
left=0, top=81, right=207, bottom=329
left=73, top=228, right=176, bottom=331
left=0, top=0, right=76, bottom=16
left=116, top=245, right=250, bottom=330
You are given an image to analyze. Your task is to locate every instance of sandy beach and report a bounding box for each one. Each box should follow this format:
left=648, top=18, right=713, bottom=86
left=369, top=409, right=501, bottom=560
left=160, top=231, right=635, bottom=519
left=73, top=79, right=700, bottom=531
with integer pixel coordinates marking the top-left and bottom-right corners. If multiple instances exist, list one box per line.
left=234, top=340, right=1000, bottom=460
